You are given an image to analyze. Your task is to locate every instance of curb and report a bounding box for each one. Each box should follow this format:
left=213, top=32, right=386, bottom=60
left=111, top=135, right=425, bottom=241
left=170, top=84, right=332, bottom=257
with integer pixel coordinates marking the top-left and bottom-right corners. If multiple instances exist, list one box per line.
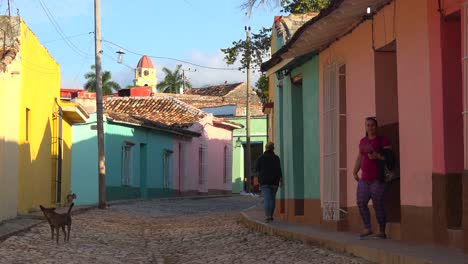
left=239, top=211, right=457, bottom=264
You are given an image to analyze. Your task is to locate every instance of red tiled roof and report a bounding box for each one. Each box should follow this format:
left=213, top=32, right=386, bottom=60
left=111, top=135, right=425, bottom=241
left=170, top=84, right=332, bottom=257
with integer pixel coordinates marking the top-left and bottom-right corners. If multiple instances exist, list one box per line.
left=136, top=55, right=154, bottom=69
left=105, top=97, right=205, bottom=128
left=106, top=111, right=200, bottom=137
left=185, top=82, right=244, bottom=97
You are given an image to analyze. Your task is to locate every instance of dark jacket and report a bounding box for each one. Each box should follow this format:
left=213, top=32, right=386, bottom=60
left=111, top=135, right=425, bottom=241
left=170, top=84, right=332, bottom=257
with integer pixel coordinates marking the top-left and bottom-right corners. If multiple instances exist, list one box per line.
left=256, top=150, right=283, bottom=186
left=377, top=148, right=397, bottom=183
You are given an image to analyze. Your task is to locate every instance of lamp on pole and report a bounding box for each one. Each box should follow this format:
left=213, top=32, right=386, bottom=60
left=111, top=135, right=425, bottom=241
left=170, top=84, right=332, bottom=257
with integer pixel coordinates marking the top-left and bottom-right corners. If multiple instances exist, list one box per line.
left=94, top=0, right=106, bottom=209
left=245, top=26, right=252, bottom=193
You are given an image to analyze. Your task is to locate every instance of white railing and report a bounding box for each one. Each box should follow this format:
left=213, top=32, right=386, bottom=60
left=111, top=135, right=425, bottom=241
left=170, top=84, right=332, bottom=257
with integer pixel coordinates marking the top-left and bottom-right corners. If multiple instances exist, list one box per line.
left=322, top=64, right=341, bottom=221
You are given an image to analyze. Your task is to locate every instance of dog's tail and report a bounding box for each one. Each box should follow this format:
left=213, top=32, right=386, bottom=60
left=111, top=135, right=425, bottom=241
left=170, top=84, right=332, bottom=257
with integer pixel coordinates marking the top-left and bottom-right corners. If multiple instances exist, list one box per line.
left=67, top=203, right=74, bottom=214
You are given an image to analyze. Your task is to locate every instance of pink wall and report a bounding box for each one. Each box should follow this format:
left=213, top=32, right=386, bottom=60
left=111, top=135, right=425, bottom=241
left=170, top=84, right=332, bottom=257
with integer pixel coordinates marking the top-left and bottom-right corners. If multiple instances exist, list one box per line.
left=428, top=0, right=466, bottom=175
left=319, top=21, right=376, bottom=208
left=173, top=115, right=233, bottom=193
left=396, top=0, right=434, bottom=207
left=319, top=0, right=439, bottom=207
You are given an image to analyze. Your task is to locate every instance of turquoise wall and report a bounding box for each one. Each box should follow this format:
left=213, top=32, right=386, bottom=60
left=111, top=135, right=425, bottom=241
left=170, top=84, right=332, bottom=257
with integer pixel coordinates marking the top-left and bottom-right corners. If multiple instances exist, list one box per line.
left=71, top=115, right=98, bottom=206
left=71, top=114, right=175, bottom=204
left=274, top=56, right=320, bottom=199
left=227, top=116, right=268, bottom=193
left=105, top=121, right=174, bottom=201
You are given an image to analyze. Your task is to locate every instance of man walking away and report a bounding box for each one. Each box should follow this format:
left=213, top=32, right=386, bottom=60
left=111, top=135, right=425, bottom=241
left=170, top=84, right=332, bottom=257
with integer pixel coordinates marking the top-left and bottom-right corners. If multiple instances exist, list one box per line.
left=256, top=142, right=283, bottom=223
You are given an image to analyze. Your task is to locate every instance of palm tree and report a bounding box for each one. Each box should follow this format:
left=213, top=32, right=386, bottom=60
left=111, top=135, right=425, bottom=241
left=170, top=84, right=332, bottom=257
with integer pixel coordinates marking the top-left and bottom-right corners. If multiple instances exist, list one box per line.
left=157, top=64, right=191, bottom=94
left=84, top=65, right=121, bottom=95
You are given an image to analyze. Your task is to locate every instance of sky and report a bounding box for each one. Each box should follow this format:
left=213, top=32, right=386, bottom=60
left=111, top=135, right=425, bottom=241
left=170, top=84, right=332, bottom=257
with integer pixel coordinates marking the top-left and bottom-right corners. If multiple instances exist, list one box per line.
left=9, top=0, right=282, bottom=89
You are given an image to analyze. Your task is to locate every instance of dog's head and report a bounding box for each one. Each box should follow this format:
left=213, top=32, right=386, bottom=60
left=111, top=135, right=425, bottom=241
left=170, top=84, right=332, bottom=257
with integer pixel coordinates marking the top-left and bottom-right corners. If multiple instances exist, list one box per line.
left=66, top=193, right=77, bottom=203
left=39, top=205, right=56, bottom=218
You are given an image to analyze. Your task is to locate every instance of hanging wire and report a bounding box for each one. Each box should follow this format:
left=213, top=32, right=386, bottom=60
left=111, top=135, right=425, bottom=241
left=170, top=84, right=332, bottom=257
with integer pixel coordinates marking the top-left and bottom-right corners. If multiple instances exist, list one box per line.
left=101, top=39, right=241, bottom=71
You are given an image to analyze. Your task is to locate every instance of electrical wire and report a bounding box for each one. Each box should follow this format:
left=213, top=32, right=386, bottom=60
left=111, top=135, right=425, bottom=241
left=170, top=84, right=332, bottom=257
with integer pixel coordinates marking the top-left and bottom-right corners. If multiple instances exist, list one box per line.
left=42, top=32, right=93, bottom=44
left=37, top=0, right=86, bottom=57
left=101, top=39, right=241, bottom=71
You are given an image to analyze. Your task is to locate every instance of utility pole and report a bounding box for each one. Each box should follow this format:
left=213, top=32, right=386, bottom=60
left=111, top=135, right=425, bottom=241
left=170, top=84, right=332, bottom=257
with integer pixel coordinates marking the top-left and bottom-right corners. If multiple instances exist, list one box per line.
left=94, top=0, right=106, bottom=209
left=245, top=26, right=252, bottom=193
left=182, top=70, right=185, bottom=94
left=181, top=68, right=196, bottom=94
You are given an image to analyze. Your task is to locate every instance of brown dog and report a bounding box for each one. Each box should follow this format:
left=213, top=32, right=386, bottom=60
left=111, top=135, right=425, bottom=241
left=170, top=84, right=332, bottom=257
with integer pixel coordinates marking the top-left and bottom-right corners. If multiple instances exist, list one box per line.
left=66, top=193, right=76, bottom=204
left=39, top=203, right=74, bottom=244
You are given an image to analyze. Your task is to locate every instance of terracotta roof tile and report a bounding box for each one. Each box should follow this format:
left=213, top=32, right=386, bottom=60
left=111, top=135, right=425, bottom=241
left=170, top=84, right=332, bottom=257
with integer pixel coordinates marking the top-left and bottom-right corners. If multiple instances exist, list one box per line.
left=136, top=55, right=154, bottom=69
left=105, top=97, right=205, bottom=128
left=185, top=82, right=243, bottom=96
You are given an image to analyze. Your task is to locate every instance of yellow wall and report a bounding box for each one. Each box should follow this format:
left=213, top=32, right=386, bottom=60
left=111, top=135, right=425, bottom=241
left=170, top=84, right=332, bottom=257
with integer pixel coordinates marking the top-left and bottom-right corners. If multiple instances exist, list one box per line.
left=0, top=37, right=21, bottom=220
left=17, top=19, right=67, bottom=213
left=61, top=118, right=73, bottom=203
left=135, top=68, right=157, bottom=91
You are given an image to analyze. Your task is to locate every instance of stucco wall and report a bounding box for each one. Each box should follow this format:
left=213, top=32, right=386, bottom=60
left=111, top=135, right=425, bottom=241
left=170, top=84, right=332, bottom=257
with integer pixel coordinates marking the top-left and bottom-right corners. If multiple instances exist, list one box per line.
left=104, top=119, right=174, bottom=200
left=71, top=115, right=98, bottom=206
left=396, top=0, right=433, bottom=207
left=18, top=19, right=62, bottom=213
left=228, top=116, right=268, bottom=193
left=319, top=20, right=376, bottom=208
left=173, top=116, right=234, bottom=194
left=0, top=45, right=21, bottom=220
left=273, top=56, right=320, bottom=200
left=318, top=0, right=435, bottom=207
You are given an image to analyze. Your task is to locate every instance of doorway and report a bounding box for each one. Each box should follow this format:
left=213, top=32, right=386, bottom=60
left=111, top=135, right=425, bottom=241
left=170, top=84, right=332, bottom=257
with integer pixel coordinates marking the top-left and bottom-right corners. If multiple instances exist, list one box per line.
left=374, top=40, right=401, bottom=222
left=291, top=76, right=304, bottom=216
left=140, top=143, right=147, bottom=199
left=243, top=142, right=263, bottom=192
left=441, top=11, right=463, bottom=229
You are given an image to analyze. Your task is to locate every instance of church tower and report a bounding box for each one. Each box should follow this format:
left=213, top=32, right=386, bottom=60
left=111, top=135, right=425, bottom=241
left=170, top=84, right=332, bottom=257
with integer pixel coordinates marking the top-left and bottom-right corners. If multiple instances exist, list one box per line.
left=134, top=55, right=157, bottom=92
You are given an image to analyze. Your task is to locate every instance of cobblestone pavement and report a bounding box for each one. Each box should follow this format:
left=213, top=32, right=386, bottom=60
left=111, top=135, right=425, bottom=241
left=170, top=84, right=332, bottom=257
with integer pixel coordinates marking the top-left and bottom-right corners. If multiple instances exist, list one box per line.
left=0, top=196, right=371, bottom=264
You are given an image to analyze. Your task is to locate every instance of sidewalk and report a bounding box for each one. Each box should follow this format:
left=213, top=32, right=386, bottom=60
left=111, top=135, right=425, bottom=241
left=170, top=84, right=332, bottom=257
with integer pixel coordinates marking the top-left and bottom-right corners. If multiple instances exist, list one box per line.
left=240, top=207, right=467, bottom=264
left=0, top=194, right=234, bottom=242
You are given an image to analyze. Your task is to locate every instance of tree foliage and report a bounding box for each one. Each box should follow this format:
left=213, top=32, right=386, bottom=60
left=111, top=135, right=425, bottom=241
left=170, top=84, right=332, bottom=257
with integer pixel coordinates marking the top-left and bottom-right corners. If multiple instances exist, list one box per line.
left=221, top=27, right=271, bottom=70
left=241, top=0, right=330, bottom=15
left=255, top=74, right=269, bottom=103
left=231, top=0, right=330, bottom=101
left=157, top=64, right=191, bottom=94
left=280, top=0, right=330, bottom=13
left=84, top=65, right=121, bottom=95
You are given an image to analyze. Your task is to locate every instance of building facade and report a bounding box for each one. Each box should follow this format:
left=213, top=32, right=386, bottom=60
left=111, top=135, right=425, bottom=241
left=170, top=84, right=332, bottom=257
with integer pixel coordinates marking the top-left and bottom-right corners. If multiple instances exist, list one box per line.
left=263, top=0, right=468, bottom=252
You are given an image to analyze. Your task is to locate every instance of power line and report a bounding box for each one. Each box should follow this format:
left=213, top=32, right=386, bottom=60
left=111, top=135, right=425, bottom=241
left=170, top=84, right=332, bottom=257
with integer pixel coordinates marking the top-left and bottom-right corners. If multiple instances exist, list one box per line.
left=42, top=32, right=93, bottom=44
left=101, top=39, right=242, bottom=71
left=37, top=0, right=86, bottom=57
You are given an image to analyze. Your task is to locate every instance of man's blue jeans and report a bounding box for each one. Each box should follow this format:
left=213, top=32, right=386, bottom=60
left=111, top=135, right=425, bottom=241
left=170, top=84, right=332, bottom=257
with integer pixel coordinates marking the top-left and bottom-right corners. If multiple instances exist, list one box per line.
left=261, top=185, right=279, bottom=218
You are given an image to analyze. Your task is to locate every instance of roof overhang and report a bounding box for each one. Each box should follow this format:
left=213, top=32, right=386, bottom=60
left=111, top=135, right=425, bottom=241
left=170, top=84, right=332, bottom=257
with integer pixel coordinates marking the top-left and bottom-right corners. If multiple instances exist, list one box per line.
left=106, top=117, right=201, bottom=138
left=262, top=0, right=392, bottom=72
left=213, top=119, right=244, bottom=130
left=60, top=101, right=89, bottom=123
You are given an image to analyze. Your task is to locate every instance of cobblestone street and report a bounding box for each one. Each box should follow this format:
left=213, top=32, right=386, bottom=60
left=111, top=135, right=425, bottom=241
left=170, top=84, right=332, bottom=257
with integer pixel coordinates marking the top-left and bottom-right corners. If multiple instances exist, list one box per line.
left=0, top=196, right=370, bottom=264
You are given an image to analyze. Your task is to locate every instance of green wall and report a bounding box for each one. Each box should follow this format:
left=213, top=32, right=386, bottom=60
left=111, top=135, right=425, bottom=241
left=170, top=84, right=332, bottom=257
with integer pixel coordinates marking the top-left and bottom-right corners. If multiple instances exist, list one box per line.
left=274, top=56, right=320, bottom=199
left=227, top=116, right=268, bottom=193
left=71, top=114, right=176, bottom=204
left=105, top=121, right=175, bottom=201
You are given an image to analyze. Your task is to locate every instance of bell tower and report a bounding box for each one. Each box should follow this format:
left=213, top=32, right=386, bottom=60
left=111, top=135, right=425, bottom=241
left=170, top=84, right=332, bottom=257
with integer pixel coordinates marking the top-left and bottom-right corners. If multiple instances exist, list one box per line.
left=134, top=55, right=157, bottom=92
